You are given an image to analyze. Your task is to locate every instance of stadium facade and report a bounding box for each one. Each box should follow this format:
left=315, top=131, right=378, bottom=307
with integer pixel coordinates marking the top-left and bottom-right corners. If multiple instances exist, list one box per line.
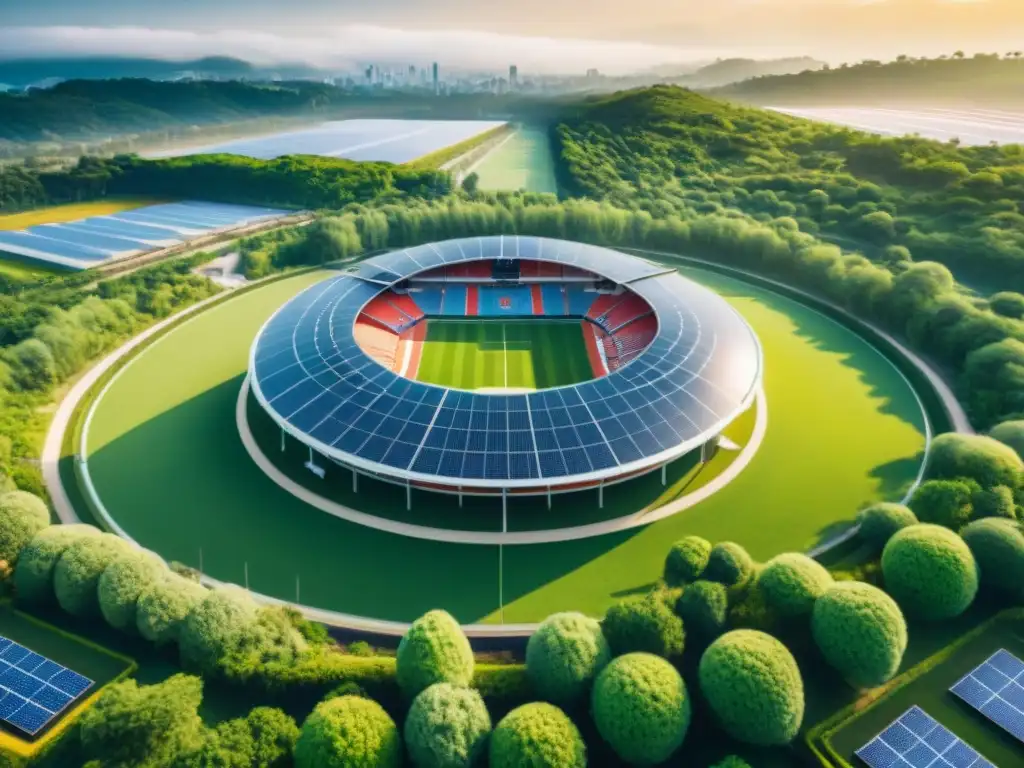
left=249, top=237, right=762, bottom=510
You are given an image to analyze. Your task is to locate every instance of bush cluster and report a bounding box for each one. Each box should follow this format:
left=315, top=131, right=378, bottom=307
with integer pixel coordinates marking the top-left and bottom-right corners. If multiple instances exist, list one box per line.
left=858, top=503, right=919, bottom=550
left=909, top=479, right=978, bottom=530
left=13, top=523, right=99, bottom=604
left=989, top=420, right=1024, bottom=457
left=294, top=696, right=401, bottom=768
left=525, top=612, right=610, bottom=705
left=179, top=587, right=259, bottom=673
left=97, top=550, right=167, bottom=632
left=881, top=524, right=979, bottom=619
left=926, top=433, right=1023, bottom=489
left=0, top=491, right=50, bottom=565
left=53, top=533, right=134, bottom=617
left=136, top=573, right=207, bottom=645
left=757, top=553, right=832, bottom=617
left=960, top=518, right=1024, bottom=596
left=663, top=536, right=712, bottom=586
left=703, top=542, right=755, bottom=588
left=490, top=703, right=585, bottom=768
left=811, top=582, right=908, bottom=687
left=404, top=683, right=491, bottom=768
left=591, top=653, right=691, bottom=765
left=601, top=592, right=684, bottom=659
left=675, top=580, right=729, bottom=642
left=698, top=630, right=804, bottom=746
left=396, top=610, right=474, bottom=698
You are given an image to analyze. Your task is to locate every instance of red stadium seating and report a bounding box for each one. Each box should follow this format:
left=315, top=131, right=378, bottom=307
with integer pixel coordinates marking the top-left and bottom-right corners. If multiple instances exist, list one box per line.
left=602, top=294, right=652, bottom=331
left=466, top=285, right=480, bottom=315
left=354, top=319, right=400, bottom=369
left=389, top=293, right=425, bottom=322
left=530, top=285, right=543, bottom=315
left=361, top=291, right=422, bottom=331
left=586, top=293, right=620, bottom=322
left=611, top=315, right=657, bottom=366
left=447, top=262, right=492, bottom=279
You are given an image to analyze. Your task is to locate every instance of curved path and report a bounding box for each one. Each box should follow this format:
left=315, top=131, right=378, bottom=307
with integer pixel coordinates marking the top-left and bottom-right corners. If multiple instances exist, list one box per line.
left=235, top=376, right=768, bottom=545
left=41, top=253, right=958, bottom=636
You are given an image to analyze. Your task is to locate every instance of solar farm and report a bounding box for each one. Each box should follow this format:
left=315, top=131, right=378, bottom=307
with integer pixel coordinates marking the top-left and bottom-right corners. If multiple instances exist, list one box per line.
left=0, top=201, right=288, bottom=270
left=146, top=119, right=507, bottom=163
left=0, top=636, right=92, bottom=738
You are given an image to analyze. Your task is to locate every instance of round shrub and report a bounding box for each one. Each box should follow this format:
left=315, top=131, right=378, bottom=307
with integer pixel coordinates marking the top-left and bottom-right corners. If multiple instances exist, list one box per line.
left=179, top=587, right=258, bottom=673
left=294, top=696, right=401, bottom=768
left=663, top=536, right=711, bottom=586
left=698, top=630, right=804, bottom=746
left=404, top=683, right=491, bottom=768
left=591, top=653, right=690, bottom=765
left=525, top=612, right=610, bottom=705
left=973, top=486, right=1017, bottom=520
left=990, top=420, right=1024, bottom=458
left=136, top=574, right=207, bottom=645
left=397, top=610, right=474, bottom=699
left=674, top=580, right=728, bottom=642
left=926, top=433, right=1023, bottom=489
left=53, top=533, right=133, bottom=617
left=98, top=552, right=167, bottom=632
left=909, top=479, right=977, bottom=530
left=13, top=524, right=100, bottom=605
left=881, top=524, right=979, bottom=620
left=811, top=582, right=908, bottom=688
left=703, top=542, right=754, bottom=587
left=960, top=518, right=1024, bottom=595
left=858, top=503, right=918, bottom=550
left=989, top=292, right=1024, bottom=320
left=601, top=593, right=684, bottom=659
left=758, top=553, right=833, bottom=617
left=490, top=703, right=585, bottom=768
left=0, top=491, right=50, bottom=565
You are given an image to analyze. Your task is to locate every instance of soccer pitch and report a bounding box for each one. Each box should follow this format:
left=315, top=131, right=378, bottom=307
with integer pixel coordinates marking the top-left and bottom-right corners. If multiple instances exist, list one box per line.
left=414, top=320, right=594, bottom=390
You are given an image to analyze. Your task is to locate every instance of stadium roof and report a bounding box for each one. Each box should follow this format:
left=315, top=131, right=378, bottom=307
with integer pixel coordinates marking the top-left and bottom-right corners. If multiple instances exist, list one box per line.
left=249, top=236, right=762, bottom=489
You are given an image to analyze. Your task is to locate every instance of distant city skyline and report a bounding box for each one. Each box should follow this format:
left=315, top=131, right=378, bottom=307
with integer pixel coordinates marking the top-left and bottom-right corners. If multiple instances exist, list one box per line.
left=2, top=1, right=1022, bottom=74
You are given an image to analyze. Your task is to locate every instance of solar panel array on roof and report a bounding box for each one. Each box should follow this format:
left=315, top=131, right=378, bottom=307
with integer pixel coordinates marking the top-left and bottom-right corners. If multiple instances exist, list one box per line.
left=0, top=201, right=287, bottom=270
left=950, top=648, right=1024, bottom=743
left=856, top=706, right=995, bottom=768
left=251, top=237, right=762, bottom=488
left=0, top=636, right=93, bottom=737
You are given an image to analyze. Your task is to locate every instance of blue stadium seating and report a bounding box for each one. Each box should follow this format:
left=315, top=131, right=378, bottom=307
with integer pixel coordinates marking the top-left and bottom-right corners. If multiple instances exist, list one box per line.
left=478, top=286, right=532, bottom=315
left=541, top=284, right=567, bottom=315
left=566, top=286, right=597, bottom=316
left=440, top=285, right=468, bottom=315
left=412, top=287, right=444, bottom=314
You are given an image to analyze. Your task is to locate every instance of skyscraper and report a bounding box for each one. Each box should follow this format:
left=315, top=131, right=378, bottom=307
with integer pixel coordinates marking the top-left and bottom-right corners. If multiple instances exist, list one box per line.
left=432, top=62, right=439, bottom=95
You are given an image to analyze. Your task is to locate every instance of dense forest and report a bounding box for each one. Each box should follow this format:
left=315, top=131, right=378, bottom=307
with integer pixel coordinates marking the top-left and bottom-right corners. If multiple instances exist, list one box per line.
left=552, top=86, right=1024, bottom=289
left=712, top=53, right=1024, bottom=106
left=0, top=153, right=452, bottom=213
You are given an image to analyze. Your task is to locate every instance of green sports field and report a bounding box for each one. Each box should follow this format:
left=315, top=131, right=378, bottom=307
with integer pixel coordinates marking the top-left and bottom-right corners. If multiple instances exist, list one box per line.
left=473, top=128, right=558, bottom=194
left=415, top=320, right=594, bottom=389
left=76, top=263, right=927, bottom=624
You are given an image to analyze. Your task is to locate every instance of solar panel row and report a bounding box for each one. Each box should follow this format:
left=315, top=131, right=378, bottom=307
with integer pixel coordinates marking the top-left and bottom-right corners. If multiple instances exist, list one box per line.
left=251, top=237, right=762, bottom=487
left=0, top=636, right=92, bottom=736
left=856, top=706, right=995, bottom=768
left=950, top=648, right=1024, bottom=744
left=0, top=201, right=287, bottom=270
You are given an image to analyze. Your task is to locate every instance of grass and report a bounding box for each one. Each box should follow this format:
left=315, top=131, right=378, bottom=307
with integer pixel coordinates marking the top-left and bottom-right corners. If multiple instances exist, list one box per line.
left=406, top=124, right=510, bottom=169
left=415, top=319, right=593, bottom=390
left=0, top=605, right=134, bottom=757
left=820, top=608, right=1024, bottom=768
left=0, top=199, right=163, bottom=231
left=78, top=265, right=926, bottom=624
left=472, top=128, right=559, bottom=194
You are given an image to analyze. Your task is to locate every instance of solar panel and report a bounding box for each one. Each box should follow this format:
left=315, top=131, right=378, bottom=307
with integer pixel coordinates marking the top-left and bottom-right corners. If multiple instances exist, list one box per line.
left=0, top=635, right=93, bottom=737
left=856, top=706, right=995, bottom=768
left=950, top=648, right=1024, bottom=743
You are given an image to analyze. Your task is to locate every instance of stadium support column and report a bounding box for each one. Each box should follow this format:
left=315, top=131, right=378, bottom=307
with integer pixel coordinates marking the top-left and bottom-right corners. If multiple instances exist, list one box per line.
left=352, top=469, right=358, bottom=493
left=407, top=481, right=412, bottom=511
left=280, top=429, right=285, bottom=452
left=547, top=487, right=552, bottom=510
left=599, top=481, right=604, bottom=509
left=458, top=488, right=463, bottom=508
left=661, top=464, right=667, bottom=486
left=502, top=488, right=508, bottom=528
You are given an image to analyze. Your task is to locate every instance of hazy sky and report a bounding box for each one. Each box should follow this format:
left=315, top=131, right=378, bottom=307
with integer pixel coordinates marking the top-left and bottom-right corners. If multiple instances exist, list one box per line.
left=2, top=0, right=1023, bottom=73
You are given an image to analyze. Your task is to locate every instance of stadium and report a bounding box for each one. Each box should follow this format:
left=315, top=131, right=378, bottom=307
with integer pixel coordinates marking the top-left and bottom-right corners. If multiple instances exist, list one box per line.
left=249, top=236, right=763, bottom=508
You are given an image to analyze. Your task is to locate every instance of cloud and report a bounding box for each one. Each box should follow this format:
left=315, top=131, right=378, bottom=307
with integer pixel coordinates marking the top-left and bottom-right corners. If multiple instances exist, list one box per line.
left=0, top=25, right=767, bottom=74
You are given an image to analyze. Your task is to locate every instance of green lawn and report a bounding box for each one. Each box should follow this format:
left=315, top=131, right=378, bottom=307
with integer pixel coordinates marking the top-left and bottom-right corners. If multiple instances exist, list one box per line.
left=473, top=128, right=559, bottom=194
left=823, top=609, right=1024, bottom=768
left=79, top=264, right=927, bottom=624
left=415, top=320, right=593, bottom=390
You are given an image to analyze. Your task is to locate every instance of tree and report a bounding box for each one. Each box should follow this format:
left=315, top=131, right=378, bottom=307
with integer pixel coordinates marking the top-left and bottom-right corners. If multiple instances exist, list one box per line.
left=461, top=172, right=480, bottom=195
left=698, top=630, right=804, bottom=746
left=174, top=707, right=298, bottom=768
left=178, top=587, right=258, bottom=673
left=396, top=610, right=474, bottom=699
left=136, top=573, right=207, bottom=645
left=490, top=703, right=585, bottom=768
left=13, top=523, right=100, bottom=604
left=601, top=592, right=684, bottom=659
left=525, top=612, right=611, bottom=705
left=881, top=524, right=979, bottom=619
left=703, top=542, right=755, bottom=588
left=858, top=503, right=918, bottom=550
left=404, top=683, right=491, bottom=768
left=53, top=533, right=134, bottom=617
left=294, top=696, right=401, bottom=768
left=960, top=518, right=1024, bottom=597
left=78, top=674, right=205, bottom=768
left=98, top=551, right=167, bottom=632
left=663, top=535, right=712, bottom=586
left=757, top=553, right=833, bottom=618
left=591, top=653, right=690, bottom=766
left=0, top=491, right=50, bottom=565
left=811, top=582, right=908, bottom=688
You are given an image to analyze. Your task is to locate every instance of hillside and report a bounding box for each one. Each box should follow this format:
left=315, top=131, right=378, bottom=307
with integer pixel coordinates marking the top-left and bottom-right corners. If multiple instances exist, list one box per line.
left=712, top=54, right=1024, bottom=106
left=676, top=57, right=825, bottom=88
left=553, top=86, right=1024, bottom=287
